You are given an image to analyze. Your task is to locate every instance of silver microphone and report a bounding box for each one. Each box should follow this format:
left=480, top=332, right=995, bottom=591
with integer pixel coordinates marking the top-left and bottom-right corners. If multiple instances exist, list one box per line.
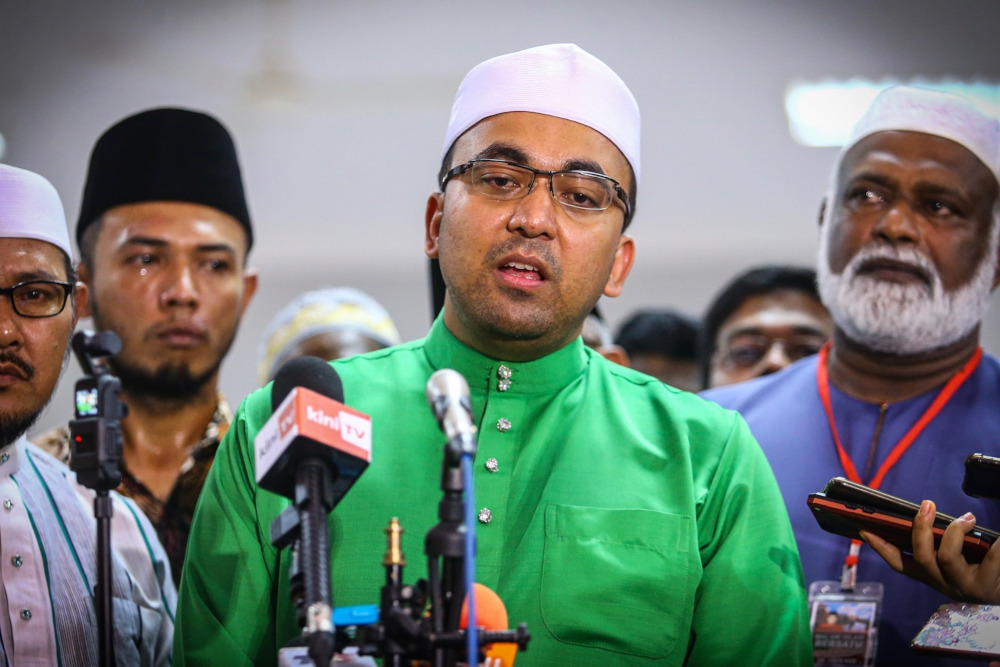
left=426, top=369, right=477, bottom=454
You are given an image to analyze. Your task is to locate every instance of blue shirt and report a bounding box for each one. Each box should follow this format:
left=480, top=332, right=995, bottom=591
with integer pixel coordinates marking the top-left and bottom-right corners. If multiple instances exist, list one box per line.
left=703, top=353, right=1000, bottom=667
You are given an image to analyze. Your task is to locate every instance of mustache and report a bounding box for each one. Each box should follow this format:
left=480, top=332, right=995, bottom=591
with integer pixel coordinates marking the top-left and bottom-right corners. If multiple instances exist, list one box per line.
left=0, top=353, right=34, bottom=380
left=483, top=238, right=559, bottom=274
left=845, top=245, right=937, bottom=284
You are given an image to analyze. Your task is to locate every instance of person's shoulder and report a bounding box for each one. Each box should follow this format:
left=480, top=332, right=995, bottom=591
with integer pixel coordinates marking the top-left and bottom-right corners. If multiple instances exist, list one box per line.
left=593, top=352, right=741, bottom=426
left=332, top=338, right=430, bottom=387
left=30, top=425, right=71, bottom=462
left=701, top=354, right=817, bottom=411
left=23, top=439, right=73, bottom=476
left=335, top=337, right=425, bottom=369
left=977, top=352, right=1000, bottom=377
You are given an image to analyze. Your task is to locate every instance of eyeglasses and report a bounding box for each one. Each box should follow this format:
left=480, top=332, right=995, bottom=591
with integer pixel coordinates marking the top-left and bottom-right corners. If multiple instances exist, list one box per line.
left=440, top=159, right=631, bottom=220
left=0, top=280, right=74, bottom=318
left=718, top=333, right=826, bottom=369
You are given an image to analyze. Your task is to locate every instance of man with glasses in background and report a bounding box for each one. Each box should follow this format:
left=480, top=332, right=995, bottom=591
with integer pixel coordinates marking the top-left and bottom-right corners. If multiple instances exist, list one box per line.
left=0, top=163, right=174, bottom=665
left=700, top=265, right=831, bottom=389
left=703, top=86, right=1000, bottom=665
left=177, top=44, right=811, bottom=665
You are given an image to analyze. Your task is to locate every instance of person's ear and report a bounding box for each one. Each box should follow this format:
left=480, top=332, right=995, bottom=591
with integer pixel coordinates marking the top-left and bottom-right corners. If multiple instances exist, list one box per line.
left=70, top=281, right=89, bottom=327
left=597, top=344, right=630, bottom=368
left=425, top=192, right=444, bottom=259
left=76, top=261, right=92, bottom=319
left=603, top=234, right=635, bottom=298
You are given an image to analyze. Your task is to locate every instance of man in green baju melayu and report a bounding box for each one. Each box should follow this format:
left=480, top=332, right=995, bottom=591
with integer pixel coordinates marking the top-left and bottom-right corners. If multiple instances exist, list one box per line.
left=175, top=43, right=813, bottom=666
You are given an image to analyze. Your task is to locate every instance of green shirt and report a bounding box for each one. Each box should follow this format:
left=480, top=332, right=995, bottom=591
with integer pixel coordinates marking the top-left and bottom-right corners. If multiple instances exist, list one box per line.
left=176, top=318, right=811, bottom=665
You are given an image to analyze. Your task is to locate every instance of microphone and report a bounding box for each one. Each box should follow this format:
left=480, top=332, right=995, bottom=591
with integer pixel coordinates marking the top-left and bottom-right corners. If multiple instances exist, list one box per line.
left=426, top=369, right=477, bottom=456
left=255, top=356, right=372, bottom=667
left=460, top=584, right=519, bottom=667
left=255, top=357, right=372, bottom=502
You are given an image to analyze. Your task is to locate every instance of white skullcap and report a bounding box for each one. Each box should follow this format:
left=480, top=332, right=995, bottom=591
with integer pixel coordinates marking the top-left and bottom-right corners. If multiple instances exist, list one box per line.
left=442, top=43, right=641, bottom=186
left=0, top=163, right=72, bottom=260
left=839, top=85, right=1000, bottom=186
left=258, top=287, right=402, bottom=383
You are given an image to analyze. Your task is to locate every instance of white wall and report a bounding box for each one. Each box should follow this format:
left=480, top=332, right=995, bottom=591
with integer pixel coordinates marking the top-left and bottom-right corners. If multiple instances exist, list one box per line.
left=1, top=0, right=998, bottom=432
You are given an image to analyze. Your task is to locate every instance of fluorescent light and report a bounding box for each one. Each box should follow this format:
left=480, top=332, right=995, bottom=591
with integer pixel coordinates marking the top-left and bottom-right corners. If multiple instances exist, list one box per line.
left=785, top=79, right=1000, bottom=147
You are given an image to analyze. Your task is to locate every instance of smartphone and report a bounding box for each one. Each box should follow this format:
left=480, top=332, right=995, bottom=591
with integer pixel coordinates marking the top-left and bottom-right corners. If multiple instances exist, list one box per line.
left=964, top=454, right=1000, bottom=500
left=911, top=602, right=1000, bottom=659
left=807, top=477, right=998, bottom=564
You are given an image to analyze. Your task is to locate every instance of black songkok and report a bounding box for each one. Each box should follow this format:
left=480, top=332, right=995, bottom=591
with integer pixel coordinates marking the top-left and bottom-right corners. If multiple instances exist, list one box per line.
left=77, top=107, right=253, bottom=250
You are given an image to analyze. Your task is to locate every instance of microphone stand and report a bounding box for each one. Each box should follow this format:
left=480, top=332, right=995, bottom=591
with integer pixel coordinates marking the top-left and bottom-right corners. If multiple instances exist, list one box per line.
left=352, top=429, right=529, bottom=667
left=424, top=436, right=469, bottom=666
left=69, top=331, right=127, bottom=667
left=271, top=458, right=337, bottom=667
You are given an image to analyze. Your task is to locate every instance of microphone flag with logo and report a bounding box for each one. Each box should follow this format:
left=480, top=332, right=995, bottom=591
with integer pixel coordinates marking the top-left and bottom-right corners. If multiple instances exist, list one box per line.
left=255, top=356, right=372, bottom=501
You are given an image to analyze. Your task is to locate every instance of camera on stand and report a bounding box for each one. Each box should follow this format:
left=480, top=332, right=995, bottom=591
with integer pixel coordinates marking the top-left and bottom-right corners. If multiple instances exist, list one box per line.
left=70, top=330, right=127, bottom=490
left=68, top=329, right=128, bottom=666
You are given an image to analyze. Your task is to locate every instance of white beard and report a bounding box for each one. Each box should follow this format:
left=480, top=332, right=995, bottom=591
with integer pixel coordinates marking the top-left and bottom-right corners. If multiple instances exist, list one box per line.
left=817, top=218, right=997, bottom=355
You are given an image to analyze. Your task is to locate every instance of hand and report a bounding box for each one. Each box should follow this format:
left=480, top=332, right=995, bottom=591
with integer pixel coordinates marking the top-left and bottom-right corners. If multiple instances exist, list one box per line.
left=861, top=499, right=1000, bottom=604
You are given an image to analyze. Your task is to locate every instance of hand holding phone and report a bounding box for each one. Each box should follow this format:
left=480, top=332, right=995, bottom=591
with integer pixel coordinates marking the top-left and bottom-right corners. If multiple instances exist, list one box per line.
left=810, top=478, right=1000, bottom=606
left=807, top=478, right=998, bottom=564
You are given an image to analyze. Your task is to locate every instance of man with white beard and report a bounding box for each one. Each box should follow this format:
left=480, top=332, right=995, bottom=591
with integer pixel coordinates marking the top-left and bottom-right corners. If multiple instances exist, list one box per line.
left=703, top=85, right=1000, bottom=666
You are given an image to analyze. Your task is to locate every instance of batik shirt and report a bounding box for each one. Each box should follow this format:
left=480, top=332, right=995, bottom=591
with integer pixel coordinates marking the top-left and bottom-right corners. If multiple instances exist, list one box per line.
left=34, top=396, right=232, bottom=586
left=0, top=436, right=175, bottom=666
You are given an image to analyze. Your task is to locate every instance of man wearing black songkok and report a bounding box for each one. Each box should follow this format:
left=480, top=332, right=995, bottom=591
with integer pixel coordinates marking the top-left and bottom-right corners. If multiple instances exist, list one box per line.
left=35, top=108, right=259, bottom=585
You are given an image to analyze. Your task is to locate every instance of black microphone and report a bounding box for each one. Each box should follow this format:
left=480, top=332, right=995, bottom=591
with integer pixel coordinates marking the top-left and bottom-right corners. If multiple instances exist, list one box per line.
left=256, top=356, right=372, bottom=667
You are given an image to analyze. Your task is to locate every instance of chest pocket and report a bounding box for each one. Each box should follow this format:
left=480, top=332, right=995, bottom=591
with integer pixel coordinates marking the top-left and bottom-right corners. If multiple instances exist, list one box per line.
left=541, top=504, right=696, bottom=660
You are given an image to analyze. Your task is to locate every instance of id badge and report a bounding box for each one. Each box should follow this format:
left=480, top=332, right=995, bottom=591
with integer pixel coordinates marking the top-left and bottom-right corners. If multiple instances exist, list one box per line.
left=808, top=581, right=883, bottom=666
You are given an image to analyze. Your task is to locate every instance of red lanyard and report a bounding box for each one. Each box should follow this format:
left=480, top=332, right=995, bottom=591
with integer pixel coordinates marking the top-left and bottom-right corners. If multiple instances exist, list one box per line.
left=816, top=341, right=982, bottom=490
left=816, top=341, right=981, bottom=588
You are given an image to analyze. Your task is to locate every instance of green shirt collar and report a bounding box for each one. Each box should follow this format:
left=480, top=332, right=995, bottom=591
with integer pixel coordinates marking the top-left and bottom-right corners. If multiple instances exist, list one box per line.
left=423, top=314, right=588, bottom=396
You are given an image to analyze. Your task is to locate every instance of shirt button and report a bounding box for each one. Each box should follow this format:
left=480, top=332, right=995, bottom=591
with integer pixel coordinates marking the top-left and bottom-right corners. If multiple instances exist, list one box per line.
left=485, top=458, right=499, bottom=473
left=20, top=609, right=31, bottom=621
left=11, top=555, right=22, bottom=567
left=478, top=508, right=493, bottom=524
left=497, top=366, right=512, bottom=391
left=3, top=499, right=12, bottom=511
left=496, top=418, right=511, bottom=432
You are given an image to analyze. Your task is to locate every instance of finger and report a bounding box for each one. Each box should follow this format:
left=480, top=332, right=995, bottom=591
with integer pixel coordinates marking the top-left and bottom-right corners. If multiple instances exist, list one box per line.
left=977, top=539, right=1000, bottom=602
left=936, top=512, right=977, bottom=588
left=910, top=501, right=942, bottom=572
left=860, top=530, right=905, bottom=572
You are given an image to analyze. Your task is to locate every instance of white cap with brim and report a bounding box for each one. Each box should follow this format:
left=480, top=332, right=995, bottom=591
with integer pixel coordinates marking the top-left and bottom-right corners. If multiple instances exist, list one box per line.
left=442, top=43, right=641, bottom=186
left=838, top=85, right=1000, bottom=187
left=0, top=163, right=72, bottom=260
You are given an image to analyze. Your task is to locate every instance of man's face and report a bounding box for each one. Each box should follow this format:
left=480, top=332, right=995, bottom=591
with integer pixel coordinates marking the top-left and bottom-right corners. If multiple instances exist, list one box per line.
left=818, top=131, right=1000, bottom=354
left=83, top=202, right=257, bottom=400
left=710, top=290, right=832, bottom=388
left=0, top=238, right=81, bottom=445
left=425, top=112, right=635, bottom=360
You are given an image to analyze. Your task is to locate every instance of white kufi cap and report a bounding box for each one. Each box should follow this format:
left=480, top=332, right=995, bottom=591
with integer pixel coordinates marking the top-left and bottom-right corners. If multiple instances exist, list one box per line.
left=839, top=85, right=1000, bottom=186
left=0, top=163, right=72, bottom=260
left=442, top=43, right=641, bottom=185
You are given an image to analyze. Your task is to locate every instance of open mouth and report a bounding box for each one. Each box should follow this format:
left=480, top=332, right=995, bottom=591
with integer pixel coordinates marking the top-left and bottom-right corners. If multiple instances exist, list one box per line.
left=499, top=260, right=543, bottom=282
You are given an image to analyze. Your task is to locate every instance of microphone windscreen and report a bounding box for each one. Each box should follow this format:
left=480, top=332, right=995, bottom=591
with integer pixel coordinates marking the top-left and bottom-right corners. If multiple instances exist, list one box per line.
left=271, top=356, right=344, bottom=410
left=460, top=583, right=508, bottom=630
